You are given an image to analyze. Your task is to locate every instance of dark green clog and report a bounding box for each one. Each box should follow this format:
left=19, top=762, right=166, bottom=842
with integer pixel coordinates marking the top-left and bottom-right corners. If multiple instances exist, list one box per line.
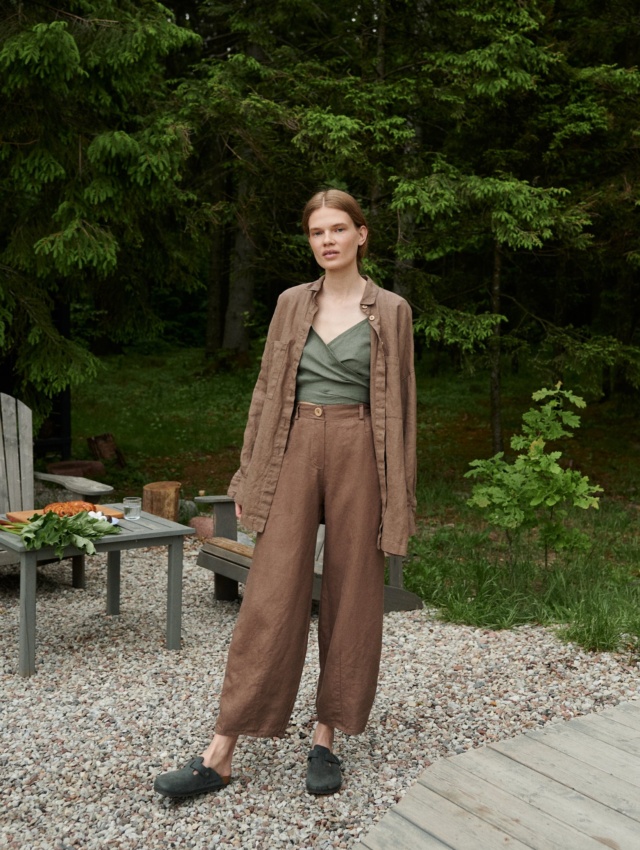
left=154, top=756, right=231, bottom=798
left=306, top=745, right=342, bottom=795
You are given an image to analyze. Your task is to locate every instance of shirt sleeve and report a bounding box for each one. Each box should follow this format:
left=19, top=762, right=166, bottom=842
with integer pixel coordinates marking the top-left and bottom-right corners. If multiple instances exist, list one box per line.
left=227, top=302, right=282, bottom=505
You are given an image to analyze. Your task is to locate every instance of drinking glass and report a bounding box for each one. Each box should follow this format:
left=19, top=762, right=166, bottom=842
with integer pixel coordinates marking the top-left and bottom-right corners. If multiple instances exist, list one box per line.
left=123, top=496, right=142, bottom=520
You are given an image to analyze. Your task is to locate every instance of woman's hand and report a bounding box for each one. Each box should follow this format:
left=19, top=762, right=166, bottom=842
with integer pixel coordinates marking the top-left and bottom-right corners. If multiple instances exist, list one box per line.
left=235, top=503, right=242, bottom=520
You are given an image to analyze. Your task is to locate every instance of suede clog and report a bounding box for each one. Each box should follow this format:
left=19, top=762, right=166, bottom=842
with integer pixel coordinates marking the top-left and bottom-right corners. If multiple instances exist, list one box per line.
left=154, top=757, right=231, bottom=798
left=306, top=745, right=342, bottom=795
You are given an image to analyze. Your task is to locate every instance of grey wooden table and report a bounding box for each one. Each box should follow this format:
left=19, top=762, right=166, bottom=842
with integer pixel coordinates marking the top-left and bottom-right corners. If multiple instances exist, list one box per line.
left=0, top=506, right=194, bottom=676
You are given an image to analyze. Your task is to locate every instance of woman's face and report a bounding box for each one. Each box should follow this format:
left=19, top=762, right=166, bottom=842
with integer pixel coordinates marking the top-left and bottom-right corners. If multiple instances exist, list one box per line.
left=307, top=206, right=367, bottom=274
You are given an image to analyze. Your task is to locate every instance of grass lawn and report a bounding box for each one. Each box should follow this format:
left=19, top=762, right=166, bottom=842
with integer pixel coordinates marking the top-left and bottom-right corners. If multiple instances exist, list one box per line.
left=68, top=347, right=640, bottom=653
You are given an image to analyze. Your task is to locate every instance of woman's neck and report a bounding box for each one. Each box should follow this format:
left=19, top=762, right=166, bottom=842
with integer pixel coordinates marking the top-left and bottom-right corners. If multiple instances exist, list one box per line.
left=322, top=268, right=366, bottom=301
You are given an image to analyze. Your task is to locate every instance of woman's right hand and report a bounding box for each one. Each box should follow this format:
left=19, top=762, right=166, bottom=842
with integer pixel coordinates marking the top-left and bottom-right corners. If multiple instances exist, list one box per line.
left=235, top=503, right=242, bottom=520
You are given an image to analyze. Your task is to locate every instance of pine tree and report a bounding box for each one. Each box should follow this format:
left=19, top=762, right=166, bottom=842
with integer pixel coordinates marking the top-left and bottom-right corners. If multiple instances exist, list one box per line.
left=0, top=1, right=198, bottom=414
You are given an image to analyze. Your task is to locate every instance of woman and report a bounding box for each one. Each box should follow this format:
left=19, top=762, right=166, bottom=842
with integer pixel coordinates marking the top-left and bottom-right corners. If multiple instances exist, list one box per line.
left=154, top=189, right=416, bottom=797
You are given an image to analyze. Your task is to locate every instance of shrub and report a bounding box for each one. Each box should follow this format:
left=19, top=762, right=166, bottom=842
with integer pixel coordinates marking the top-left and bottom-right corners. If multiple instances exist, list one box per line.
left=465, top=384, right=602, bottom=565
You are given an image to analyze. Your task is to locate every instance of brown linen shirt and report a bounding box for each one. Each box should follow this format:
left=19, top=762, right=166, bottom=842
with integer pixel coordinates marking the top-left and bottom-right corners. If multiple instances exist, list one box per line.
left=227, top=275, right=417, bottom=556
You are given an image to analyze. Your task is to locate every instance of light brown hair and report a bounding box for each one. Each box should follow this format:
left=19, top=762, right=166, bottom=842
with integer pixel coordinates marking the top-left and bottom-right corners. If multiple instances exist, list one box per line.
left=301, top=189, right=369, bottom=266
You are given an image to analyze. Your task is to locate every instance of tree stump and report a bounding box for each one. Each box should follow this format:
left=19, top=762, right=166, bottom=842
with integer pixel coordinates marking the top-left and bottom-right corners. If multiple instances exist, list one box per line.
left=142, top=481, right=181, bottom=521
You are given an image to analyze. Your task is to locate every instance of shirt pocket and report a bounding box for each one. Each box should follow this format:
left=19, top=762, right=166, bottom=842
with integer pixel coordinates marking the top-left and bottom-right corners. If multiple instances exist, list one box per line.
left=266, top=340, right=290, bottom=399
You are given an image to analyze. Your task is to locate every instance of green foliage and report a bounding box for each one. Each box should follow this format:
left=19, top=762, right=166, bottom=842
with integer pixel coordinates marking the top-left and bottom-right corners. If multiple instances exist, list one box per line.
left=465, top=385, right=602, bottom=562
left=535, top=328, right=640, bottom=394
left=404, top=507, right=640, bottom=651
left=559, top=589, right=640, bottom=653
left=0, top=2, right=201, bottom=412
left=71, top=347, right=257, bottom=491
left=414, top=305, right=506, bottom=354
left=3, top=0, right=640, bottom=417
left=2, top=511, right=120, bottom=558
left=392, top=165, right=591, bottom=258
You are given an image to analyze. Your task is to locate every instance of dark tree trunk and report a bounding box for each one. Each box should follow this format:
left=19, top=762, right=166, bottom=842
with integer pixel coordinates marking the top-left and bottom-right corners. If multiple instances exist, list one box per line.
left=204, top=222, right=225, bottom=356
left=376, top=0, right=386, bottom=79
left=222, top=168, right=255, bottom=356
left=489, top=242, right=504, bottom=454
left=204, top=145, right=226, bottom=357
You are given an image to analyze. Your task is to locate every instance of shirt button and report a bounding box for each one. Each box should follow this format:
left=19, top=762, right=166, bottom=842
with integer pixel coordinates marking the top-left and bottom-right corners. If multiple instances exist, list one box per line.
left=369, top=314, right=375, bottom=321
left=314, top=407, right=323, bottom=417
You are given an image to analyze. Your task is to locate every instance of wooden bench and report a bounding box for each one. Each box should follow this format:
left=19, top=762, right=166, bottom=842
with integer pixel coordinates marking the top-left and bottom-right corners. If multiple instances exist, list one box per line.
left=195, top=496, right=423, bottom=613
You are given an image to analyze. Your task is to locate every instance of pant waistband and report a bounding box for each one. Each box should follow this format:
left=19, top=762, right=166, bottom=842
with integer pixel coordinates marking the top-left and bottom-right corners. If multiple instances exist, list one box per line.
left=295, top=403, right=370, bottom=420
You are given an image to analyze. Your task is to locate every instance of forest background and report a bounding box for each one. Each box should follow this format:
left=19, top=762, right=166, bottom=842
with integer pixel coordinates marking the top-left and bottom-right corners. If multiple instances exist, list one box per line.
left=1, top=1, right=640, bottom=649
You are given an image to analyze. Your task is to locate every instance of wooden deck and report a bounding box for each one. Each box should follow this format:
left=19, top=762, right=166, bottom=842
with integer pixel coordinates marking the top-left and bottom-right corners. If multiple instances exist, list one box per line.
left=361, top=701, right=640, bottom=850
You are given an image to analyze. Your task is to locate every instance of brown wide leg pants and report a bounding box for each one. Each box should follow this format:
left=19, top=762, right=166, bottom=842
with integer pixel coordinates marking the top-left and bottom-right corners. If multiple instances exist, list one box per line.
left=215, top=403, right=385, bottom=738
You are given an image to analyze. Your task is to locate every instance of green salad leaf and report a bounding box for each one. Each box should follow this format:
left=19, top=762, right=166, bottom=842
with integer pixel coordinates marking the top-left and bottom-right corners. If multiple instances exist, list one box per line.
left=3, top=511, right=120, bottom=558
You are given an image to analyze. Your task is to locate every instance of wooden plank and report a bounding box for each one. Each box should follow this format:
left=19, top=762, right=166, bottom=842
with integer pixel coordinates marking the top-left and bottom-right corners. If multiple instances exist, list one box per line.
left=2, top=394, right=21, bottom=510
left=360, top=810, right=452, bottom=850
left=211, top=501, right=237, bottom=540
left=205, top=536, right=255, bottom=561
left=417, top=757, right=606, bottom=850
left=197, top=543, right=421, bottom=611
left=197, top=551, right=250, bottom=583
left=581, top=709, right=640, bottom=735
left=526, top=723, right=640, bottom=787
left=105, top=507, right=191, bottom=534
left=117, top=515, right=163, bottom=532
left=597, top=703, right=640, bottom=733
left=457, top=746, right=640, bottom=848
left=201, top=541, right=253, bottom=570
left=392, top=781, right=532, bottom=849
left=0, top=401, right=8, bottom=514
left=33, top=471, right=113, bottom=498
left=492, top=734, right=640, bottom=820
left=16, top=397, right=33, bottom=509
left=568, top=715, right=640, bottom=756
left=610, top=702, right=640, bottom=721
left=581, top=710, right=640, bottom=739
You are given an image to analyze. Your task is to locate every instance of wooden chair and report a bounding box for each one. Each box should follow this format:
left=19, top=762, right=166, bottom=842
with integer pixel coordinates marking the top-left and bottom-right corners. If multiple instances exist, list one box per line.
left=195, top=496, right=423, bottom=613
left=0, top=392, right=114, bottom=585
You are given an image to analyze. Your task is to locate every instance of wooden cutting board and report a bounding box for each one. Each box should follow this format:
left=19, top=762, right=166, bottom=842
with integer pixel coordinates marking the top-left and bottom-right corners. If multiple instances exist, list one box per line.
left=4, top=505, right=124, bottom=523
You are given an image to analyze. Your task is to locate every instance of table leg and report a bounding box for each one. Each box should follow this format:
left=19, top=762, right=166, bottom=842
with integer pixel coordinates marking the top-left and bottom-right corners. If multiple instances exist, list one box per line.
left=19, top=551, right=38, bottom=677
left=71, top=555, right=86, bottom=589
left=166, top=539, right=183, bottom=650
left=106, top=550, right=121, bottom=615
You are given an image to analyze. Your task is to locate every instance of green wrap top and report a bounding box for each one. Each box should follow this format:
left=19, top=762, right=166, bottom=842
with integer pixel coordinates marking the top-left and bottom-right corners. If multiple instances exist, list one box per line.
left=295, top=319, right=371, bottom=405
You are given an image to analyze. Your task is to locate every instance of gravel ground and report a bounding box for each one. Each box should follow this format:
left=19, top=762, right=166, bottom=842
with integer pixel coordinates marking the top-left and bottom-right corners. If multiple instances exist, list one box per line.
left=1, top=535, right=639, bottom=850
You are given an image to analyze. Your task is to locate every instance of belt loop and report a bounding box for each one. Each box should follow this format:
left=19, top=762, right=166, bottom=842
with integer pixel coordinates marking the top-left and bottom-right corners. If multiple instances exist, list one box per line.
left=359, top=403, right=364, bottom=420
left=295, top=404, right=300, bottom=419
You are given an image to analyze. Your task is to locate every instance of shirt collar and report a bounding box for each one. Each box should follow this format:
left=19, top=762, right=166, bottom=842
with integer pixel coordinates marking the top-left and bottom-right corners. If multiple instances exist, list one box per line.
left=306, top=275, right=379, bottom=305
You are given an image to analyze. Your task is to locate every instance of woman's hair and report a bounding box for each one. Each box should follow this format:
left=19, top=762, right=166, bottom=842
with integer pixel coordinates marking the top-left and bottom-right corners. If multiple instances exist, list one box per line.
left=301, top=189, right=369, bottom=265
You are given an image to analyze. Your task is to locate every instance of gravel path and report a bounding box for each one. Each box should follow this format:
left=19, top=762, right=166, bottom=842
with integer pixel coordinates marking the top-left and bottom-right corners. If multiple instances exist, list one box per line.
left=1, top=538, right=638, bottom=849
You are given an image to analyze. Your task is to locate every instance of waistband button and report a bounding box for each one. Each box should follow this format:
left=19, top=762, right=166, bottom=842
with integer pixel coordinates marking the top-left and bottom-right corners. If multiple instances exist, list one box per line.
left=314, top=407, right=323, bottom=417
